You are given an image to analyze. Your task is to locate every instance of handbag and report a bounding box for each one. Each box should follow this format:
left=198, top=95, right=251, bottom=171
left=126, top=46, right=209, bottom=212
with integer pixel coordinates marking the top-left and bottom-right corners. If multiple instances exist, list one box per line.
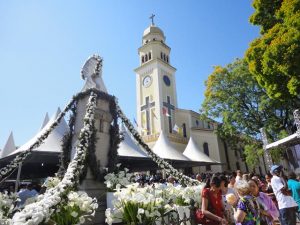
left=195, top=208, right=213, bottom=224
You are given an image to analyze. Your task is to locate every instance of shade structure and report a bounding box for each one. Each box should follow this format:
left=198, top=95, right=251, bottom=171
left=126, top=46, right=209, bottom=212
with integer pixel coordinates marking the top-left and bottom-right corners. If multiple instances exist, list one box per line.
left=39, top=112, right=50, bottom=130
left=0, top=132, right=16, bottom=158
left=152, top=131, right=190, bottom=161
left=118, top=126, right=149, bottom=158
left=266, top=133, right=300, bottom=150
left=183, top=137, right=219, bottom=163
left=0, top=151, right=60, bottom=179
left=8, top=108, right=69, bottom=157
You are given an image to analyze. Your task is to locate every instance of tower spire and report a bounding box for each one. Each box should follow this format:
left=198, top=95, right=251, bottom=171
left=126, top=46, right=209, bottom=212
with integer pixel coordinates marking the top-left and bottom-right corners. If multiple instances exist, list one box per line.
left=149, top=14, right=155, bottom=26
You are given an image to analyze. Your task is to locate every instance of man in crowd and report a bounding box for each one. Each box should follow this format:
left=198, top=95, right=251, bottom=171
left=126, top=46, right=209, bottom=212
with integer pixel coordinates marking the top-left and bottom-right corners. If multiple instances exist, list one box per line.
left=270, top=165, right=298, bottom=225
left=287, top=171, right=300, bottom=220
left=17, top=183, right=38, bottom=207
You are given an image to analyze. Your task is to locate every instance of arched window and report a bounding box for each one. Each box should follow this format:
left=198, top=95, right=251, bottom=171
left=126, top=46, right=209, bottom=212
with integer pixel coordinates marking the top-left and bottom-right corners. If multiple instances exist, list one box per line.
left=259, top=166, right=262, bottom=176
left=142, top=56, right=144, bottom=63
left=203, top=142, right=211, bottom=171
left=161, top=52, right=163, bottom=59
left=166, top=56, right=169, bottom=63
left=145, top=54, right=148, bottom=62
left=203, top=143, right=209, bottom=156
left=207, top=122, right=211, bottom=129
left=182, top=123, right=187, bottom=137
left=163, top=54, right=166, bottom=61
left=196, top=120, right=199, bottom=127
left=149, top=52, right=151, bottom=60
left=99, top=119, right=104, bottom=133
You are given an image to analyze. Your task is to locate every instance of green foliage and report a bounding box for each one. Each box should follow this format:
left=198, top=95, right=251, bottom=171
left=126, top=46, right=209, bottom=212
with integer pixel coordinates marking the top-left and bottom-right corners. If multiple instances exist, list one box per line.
left=270, top=147, right=284, bottom=163
left=246, top=0, right=300, bottom=100
left=201, top=58, right=295, bottom=166
left=250, top=0, right=282, bottom=34
left=244, top=144, right=264, bottom=169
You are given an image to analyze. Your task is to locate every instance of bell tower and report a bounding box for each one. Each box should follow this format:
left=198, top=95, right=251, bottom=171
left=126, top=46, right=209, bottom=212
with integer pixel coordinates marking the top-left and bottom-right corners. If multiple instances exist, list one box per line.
left=135, top=16, right=178, bottom=138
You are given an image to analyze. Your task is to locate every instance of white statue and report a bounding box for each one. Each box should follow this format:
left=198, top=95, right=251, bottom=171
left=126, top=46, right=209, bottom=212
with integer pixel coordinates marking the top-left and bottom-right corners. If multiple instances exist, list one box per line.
left=81, top=54, right=107, bottom=92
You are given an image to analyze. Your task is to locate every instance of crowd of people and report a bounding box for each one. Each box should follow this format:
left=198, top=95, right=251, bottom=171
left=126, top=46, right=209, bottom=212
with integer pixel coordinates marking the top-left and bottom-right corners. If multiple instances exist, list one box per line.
left=199, top=165, right=300, bottom=225
left=133, top=165, right=300, bottom=225
left=1, top=165, right=299, bottom=225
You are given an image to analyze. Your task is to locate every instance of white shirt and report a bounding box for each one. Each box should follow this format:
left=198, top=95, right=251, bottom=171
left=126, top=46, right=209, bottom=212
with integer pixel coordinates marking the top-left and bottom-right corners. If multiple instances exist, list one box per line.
left=236, top=175, right=242, bottom=182
left=271, top=175, right=297, bottom=209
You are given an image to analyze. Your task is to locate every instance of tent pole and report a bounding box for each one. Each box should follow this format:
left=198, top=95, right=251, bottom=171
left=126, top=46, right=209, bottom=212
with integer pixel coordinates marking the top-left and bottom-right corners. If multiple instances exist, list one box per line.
left=15, top=162, right=22, bottom=193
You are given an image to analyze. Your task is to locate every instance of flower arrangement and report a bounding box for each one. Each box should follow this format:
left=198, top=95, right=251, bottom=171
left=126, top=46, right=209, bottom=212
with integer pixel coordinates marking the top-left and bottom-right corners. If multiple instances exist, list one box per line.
left=0, top=192, right=18, bottom=221
left=11, top=91, right=98, bottom=224
left=49, top=191, right=98, bottom=225
left=104, top=164, right=134, bottom=192
left=43, top=176, right=61, bottom=189
left=106, top=183, right=167, bottom=225
left=106, top=182, right=205, bottom=225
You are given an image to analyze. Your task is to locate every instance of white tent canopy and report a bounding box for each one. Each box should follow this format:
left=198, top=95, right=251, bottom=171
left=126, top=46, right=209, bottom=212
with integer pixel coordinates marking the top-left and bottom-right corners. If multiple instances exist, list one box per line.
left=152, top=131, right=190, bottom=161
left=0, top=132, right=16, bottom=158
left=183, top=136, right=218, bottom=163
left=7, top=108, right=69, bottom=157
left=118, top=126, right=149, bottom=158
left=266, top=133, right=298, bottom=150
left=39, top=112, right=50, bottom=131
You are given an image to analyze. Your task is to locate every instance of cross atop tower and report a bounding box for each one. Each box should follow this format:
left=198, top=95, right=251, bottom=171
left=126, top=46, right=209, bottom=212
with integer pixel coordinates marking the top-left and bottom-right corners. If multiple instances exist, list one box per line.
left=149, top=14, right=155, bottom=26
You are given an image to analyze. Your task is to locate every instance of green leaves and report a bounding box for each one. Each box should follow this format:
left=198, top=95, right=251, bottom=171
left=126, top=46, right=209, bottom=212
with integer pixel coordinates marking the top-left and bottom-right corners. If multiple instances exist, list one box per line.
left=246, top=0, right=300, bottom=101
left=201, top=58, right=295, bottom=168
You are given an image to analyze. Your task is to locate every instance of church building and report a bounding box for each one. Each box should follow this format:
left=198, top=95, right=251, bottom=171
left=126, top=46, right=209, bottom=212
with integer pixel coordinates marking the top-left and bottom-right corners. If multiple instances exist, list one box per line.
left=0, top=19, right=268, bottom=176
left=135, top=19, right=267, bottom=174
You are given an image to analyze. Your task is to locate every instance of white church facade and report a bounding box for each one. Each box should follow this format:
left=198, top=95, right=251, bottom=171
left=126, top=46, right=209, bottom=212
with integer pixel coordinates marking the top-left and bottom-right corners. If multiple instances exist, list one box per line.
left=135, top=21, right=267, bottom=174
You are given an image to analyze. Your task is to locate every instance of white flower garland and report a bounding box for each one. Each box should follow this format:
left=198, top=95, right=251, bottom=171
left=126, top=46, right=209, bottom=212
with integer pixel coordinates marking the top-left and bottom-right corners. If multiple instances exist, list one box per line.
left=115, top=100, right=200, bottom=186
left=11, top=91, right=98, bottom=225
left=0, top=95, right=80, bottom=181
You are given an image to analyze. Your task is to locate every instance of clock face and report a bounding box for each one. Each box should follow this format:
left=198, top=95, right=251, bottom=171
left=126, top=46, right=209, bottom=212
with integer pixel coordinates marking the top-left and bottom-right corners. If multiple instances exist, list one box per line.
left=163, top=75, right=171, bottom=86
left=143, top=75, right=152, bottom=88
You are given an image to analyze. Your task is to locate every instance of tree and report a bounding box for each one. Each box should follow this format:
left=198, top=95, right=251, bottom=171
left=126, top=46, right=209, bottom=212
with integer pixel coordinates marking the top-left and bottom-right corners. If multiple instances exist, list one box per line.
left=201, top=58, right=295, bottom=168
left=246, top=0, right=300, bottom=100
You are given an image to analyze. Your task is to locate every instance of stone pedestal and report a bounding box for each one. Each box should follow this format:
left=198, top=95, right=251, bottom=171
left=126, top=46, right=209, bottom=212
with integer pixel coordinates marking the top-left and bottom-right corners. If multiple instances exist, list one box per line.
left=78, top=170, right=107, bottom=225
left=72, top=95, right=113, bottom=225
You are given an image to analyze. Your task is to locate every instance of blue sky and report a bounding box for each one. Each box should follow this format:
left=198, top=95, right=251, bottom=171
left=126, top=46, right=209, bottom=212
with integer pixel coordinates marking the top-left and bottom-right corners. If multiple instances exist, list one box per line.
left=0, top=1, right=259, bottom=148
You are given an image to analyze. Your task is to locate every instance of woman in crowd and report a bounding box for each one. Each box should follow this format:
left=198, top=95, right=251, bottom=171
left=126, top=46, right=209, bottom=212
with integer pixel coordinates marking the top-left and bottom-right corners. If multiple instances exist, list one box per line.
left=235, top=180, right=260, bottom=225
left=228, top=175, right=236, bottom=189
left=243, top=174, right=250, bottom=182
left=220, top=175, right=236, bottom=225
left=201, top=175, right=228, bottom=225
left=264, top=173, right=274, bottom=194
left=248, top=179, right=279, bottom=225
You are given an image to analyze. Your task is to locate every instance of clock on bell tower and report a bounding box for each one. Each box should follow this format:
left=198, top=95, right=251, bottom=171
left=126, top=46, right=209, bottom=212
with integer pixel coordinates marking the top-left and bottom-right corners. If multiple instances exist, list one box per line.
left=134, top=16, right=178, bottom=138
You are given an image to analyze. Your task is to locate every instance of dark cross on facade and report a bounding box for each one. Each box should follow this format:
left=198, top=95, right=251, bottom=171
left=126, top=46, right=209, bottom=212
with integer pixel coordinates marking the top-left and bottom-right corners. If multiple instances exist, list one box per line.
left=163, top=96, right=175, bottom=133
left=141, top=96, right=155, bottom=135
left=149, top=14, right=155, bottom=26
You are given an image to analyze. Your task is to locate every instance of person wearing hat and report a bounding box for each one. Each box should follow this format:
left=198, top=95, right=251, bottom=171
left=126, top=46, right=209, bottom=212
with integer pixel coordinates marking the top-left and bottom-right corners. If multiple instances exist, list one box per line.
left=270, top=165, right=298, bottom=225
